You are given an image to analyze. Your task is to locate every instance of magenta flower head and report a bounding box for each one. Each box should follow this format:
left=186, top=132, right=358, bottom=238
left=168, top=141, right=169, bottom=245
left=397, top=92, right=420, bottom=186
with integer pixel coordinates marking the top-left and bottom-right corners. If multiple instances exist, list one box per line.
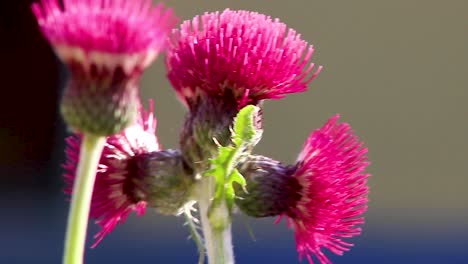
left=236, top=115, right=370, bottom=263
left=168, top=9, right=321, bottom=172
left=166, top=9, right=322, bottom=108
left=32, top=0, right=177, bottom=135
left=64, top=102, right=194, bottom=246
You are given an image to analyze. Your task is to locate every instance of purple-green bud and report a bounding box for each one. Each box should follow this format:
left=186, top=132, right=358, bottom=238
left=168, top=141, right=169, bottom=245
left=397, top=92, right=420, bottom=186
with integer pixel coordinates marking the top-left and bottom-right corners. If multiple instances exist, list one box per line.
left=235, top=155, right=301, bottom=217
left=131, top=149, right=195, bottom=215
left=60, top=62, right=140, bottom=136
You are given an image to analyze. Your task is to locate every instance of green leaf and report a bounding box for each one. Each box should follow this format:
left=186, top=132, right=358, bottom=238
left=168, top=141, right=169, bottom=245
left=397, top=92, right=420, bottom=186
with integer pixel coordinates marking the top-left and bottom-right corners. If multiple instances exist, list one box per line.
left=204, top=105, right=262, bottom=217
left=229, top=169, right=247, bottom=192
left=232, top=105, right=262, bottom=147
left=226, top=169, right=248, bottom=209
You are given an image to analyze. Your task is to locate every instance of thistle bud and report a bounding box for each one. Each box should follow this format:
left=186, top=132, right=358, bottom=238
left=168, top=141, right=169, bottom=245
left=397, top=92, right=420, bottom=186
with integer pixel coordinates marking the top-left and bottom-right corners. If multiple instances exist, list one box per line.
left=60, top=64, right=140, bottom=135
left=132, top=149, right=195, bottom=215
left=235, top=155, right=301, bottom=217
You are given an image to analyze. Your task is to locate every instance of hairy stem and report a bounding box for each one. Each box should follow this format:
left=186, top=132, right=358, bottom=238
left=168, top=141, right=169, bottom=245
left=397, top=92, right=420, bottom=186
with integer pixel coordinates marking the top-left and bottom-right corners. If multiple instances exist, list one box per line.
left=184, top=203, right=205, bottom=264
left=63, top=134, right=106, bottom=264
left=198, top=176, right=234, bottom=264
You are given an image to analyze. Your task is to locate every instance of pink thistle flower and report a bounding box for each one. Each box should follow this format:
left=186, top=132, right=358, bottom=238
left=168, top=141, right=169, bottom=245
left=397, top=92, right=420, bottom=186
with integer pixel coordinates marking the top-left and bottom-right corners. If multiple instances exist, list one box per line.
left=31, top=0, right=178, bottom=135
left=236, top=115, right=370, bottom=263
left=166, top=9, right=322, bottom=107
left=32, top=0, right=177, bottom=74
left=283, top=115, right=370, bottom=264
left=63, top=102, right=159, bottom=246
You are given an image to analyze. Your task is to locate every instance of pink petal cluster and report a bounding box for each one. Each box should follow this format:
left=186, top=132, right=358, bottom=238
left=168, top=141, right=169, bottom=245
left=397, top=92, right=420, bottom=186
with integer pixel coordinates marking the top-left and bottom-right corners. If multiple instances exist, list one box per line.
left=63, top=102, right=159, bottom=246
left=283, top=115, right=370, bottom=264
left=32, top=0, right=177, bottom=72
left=166, top=9, right=322, bottom=106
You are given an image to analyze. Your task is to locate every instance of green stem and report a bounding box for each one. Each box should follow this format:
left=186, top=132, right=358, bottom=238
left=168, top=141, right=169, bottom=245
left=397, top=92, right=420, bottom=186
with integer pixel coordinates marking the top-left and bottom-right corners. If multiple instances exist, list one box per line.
left=63, top=134, right=106, bottom=264
left=198, top=176, right=234, bottom=264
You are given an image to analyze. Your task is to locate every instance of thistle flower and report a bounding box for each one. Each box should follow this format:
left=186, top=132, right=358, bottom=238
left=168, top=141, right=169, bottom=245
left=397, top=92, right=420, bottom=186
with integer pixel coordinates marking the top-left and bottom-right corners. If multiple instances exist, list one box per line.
left=63, top=103, right=193, bottom=246
left=168, top=9, right=320, bottom=171
left=167, top=9, right=322, bottom=108
left=236, top=115, right=370, bottom=264
left=32, top=0, right=177, bottom=135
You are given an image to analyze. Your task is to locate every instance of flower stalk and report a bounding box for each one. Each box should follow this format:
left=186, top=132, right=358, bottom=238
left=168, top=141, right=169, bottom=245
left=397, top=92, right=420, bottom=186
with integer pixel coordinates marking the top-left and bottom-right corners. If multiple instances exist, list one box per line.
left=63, top=134, right=105, bottom=264
left=198, top=176, right=234, bottom=264
left=193, top=105, right=262, bottom=264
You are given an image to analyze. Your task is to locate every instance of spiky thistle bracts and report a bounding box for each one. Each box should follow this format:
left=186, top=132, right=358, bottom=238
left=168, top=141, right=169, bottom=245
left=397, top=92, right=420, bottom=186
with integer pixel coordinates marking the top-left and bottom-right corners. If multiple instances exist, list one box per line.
left=32, top=0, right=177, bottom=135
left=236, top=155, right=300, bottom=217
left=166, top=9, right=322, bottom=107
left=132, top=149, right=195, bottom=215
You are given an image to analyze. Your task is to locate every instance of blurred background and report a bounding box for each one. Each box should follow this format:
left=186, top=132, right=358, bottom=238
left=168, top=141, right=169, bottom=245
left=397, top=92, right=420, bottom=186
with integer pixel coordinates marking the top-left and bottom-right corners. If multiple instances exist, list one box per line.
left=1, top=0, right=467, bottom=263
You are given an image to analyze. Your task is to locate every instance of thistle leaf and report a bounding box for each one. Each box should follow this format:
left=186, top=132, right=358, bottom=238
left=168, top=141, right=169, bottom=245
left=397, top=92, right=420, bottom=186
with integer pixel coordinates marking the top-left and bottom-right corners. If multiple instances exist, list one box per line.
left=204, top=105, right=262, bottom=214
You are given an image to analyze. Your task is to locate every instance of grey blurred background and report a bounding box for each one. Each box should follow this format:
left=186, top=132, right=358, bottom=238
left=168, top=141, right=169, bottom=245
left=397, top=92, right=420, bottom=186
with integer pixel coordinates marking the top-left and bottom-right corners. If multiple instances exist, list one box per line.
left=1, top=0, right=467, bottom=263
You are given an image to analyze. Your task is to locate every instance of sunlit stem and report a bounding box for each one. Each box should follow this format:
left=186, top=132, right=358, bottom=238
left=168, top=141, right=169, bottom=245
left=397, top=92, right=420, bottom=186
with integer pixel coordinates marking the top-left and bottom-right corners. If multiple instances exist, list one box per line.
left=63, top=134, right=106, bottom=264
left=198, top=176, right=234, bottom=264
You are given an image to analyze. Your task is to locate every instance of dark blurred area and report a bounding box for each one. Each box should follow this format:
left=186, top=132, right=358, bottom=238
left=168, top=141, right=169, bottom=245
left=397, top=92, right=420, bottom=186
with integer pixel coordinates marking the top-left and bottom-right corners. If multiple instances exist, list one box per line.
left=1, top=0, right=468, bottom=263
left=0, top=0, right=64, bottom=195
